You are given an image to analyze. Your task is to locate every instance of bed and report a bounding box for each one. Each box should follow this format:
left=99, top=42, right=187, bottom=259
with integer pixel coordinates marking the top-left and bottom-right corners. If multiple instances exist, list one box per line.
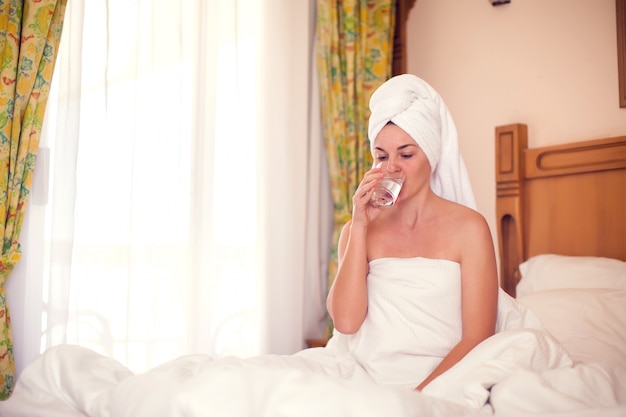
left=0, top=124, right=624, bottom=417
left=491, top=124, right=626, bottom=416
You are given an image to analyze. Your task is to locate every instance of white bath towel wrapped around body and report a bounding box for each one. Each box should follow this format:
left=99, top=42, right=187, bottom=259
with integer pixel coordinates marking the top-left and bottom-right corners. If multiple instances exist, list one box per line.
left=319, top=257, right=464, bottom=388
left=306, top=257, right=544, bottom=389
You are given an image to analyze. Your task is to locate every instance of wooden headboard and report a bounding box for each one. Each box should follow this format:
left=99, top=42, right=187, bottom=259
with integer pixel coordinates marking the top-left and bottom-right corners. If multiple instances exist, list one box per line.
left=495, top=124, right=626, bottom=297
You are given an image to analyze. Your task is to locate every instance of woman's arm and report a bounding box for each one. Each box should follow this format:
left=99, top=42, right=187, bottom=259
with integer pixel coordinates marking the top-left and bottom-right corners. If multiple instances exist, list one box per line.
left=326, top=221, right=370, bottom=334
left=326, top=167, right=384, bottom=334
left=416, top=213, right=499, bottom=390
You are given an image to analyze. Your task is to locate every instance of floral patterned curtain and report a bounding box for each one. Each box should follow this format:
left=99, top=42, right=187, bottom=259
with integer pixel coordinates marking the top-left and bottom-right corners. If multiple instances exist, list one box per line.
left=0, top=0, right=67, bottom=399
left=316, top=0, right=396, bottom=336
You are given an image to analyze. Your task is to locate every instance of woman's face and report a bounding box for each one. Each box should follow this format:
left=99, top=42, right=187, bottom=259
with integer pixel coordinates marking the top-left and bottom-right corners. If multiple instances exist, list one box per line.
left=372, top=123, right=431, bottom=194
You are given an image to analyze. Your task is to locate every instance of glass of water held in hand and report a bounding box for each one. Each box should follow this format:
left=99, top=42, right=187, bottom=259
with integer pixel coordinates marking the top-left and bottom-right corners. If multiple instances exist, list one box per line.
left=369, top=162, right=405, bottom=208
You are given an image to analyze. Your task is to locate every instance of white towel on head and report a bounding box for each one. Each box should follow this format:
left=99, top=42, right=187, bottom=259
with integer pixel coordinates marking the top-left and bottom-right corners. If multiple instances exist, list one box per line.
left=368, top=74, right=476, bottom=209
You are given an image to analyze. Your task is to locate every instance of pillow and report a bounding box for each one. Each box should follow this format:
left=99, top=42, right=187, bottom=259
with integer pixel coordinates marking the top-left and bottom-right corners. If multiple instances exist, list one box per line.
left=516, top=254, right=626, bottom=298
left=518, top=288, right=626, bottom=366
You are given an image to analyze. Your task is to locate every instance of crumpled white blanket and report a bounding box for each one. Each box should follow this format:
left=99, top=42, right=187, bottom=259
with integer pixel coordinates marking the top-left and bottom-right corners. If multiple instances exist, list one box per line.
left=1, top=344, right=489, bottom=417
left=490, top=362, right=626, bottom=417
left=2, top=325, right=625, bottom=417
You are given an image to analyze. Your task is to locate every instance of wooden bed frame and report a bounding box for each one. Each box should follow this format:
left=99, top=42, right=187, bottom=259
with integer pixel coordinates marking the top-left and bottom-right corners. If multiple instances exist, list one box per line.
left=495, top=124, right=626, bottom=297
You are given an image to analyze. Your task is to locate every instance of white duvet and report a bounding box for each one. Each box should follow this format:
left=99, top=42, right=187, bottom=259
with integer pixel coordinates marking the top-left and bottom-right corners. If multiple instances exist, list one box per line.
left=2, top=330, right=624, bottom=417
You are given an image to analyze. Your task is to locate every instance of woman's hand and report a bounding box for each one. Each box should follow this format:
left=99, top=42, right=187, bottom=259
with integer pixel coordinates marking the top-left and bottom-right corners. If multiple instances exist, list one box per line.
left=351, top=165, right=385, bottom=227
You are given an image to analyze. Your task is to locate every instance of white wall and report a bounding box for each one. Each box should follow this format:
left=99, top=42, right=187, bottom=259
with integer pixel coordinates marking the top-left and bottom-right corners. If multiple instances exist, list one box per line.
left=406, top=0, right=626, bottom=266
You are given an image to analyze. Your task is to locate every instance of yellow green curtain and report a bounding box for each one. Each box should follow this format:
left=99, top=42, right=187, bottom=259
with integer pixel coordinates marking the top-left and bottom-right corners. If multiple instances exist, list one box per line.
left=316, top=0, right=396, bottom=336
left=0, top=0, right=67, bottom=399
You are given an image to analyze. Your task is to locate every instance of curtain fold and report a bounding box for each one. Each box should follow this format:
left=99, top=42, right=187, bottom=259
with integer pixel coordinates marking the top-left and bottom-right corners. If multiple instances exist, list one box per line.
left=315, top=0, right=396, bottom=335
left=0, top=0, right=67, bottom=399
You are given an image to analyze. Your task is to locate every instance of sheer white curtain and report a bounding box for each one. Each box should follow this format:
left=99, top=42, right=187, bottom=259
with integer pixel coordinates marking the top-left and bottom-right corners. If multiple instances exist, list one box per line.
left=7, top=0, right=333, bottom=376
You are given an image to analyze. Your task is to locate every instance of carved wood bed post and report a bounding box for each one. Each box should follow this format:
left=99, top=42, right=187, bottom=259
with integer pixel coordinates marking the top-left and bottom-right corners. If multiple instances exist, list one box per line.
left=495, top=124, right=528, bottom=297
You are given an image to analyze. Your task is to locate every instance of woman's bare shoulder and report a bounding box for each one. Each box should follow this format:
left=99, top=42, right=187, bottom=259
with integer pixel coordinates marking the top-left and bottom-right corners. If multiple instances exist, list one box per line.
left=439, top=200, right=492, bottom=244
left=440, top=198, right=486, bottom=224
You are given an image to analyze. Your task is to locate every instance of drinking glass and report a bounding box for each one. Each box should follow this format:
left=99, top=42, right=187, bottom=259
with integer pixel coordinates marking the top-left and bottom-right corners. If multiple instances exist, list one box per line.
left=369, top=162, right=405, bottom=208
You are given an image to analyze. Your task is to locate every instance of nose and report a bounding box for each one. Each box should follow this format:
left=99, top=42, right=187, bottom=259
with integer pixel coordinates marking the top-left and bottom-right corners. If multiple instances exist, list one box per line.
left=385, top=160, right=400, bottom=172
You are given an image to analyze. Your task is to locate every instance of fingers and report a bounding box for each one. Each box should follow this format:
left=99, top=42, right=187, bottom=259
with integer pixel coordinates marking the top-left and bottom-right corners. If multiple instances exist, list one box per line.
left=354, top=170, right=381, bottom=204
left=351, top=168, right=384, bottom=223
left=355, top=179, right=375, bottom=200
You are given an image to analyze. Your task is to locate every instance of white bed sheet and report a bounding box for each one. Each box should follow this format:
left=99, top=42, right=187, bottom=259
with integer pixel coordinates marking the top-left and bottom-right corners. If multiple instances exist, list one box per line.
left=2, top=326, right=625, bottom=417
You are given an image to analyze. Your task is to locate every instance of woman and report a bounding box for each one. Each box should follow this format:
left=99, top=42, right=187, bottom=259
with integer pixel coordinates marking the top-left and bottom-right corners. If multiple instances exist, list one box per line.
left=324, top=74, right=499, bottom=391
